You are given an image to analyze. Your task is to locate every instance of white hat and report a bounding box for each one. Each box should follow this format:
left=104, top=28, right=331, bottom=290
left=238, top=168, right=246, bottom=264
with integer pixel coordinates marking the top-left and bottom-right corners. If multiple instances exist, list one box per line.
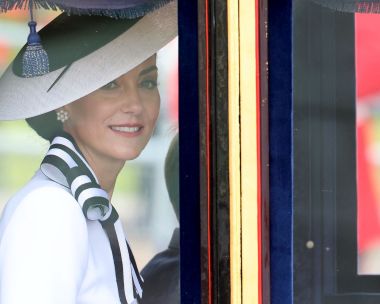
left=0, top=0, right=177, bottom=120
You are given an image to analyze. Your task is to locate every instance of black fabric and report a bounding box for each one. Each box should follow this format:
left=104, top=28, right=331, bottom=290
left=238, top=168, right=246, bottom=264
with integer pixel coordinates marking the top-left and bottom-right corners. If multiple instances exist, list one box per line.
left=12, top=14, right=141, bottom=76
left=66, top=166, right=88, bottom=185
left=100, top=207, right=119, bottom=226
left=50, top=143, right=95, bottom=182
left=74, top=182, right=100, bottom=199
left=82, top=196, right=109, bottom=216
left=140, top=228, right=180, bottom=304
left=127, top=242, right=144, bottom=289
left=42, top=154, right=70, bottom=180
left=102, top=222, right=128, bottom=304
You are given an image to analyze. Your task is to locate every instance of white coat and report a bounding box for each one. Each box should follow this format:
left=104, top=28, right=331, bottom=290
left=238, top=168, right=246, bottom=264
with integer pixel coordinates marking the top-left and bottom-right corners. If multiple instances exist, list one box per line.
left=0, top=169, right=123, bottom=304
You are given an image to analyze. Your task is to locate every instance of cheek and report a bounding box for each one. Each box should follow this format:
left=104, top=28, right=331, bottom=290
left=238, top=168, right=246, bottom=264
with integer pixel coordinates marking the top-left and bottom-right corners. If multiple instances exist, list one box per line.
left=146, top=98, right=161, bottom=124
left=70, top=101, right=109, bottom=128
left=152, top=103, right=160, bottom=122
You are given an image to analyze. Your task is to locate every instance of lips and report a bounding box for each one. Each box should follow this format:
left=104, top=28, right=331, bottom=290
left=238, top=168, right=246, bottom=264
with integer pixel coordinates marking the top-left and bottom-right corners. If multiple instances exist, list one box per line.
left=109, top=124, right=144, bottom=137
left=110, top=126, right=142, bottom=133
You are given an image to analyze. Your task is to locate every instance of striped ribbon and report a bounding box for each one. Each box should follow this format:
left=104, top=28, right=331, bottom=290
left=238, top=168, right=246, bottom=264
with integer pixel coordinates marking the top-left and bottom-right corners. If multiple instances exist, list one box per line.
left=40, top=133, right=143, bottom=304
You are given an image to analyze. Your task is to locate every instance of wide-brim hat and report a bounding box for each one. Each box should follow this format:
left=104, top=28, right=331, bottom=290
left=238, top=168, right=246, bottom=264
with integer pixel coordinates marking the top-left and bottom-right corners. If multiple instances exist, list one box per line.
left=0, top=0, right=177, bottom=120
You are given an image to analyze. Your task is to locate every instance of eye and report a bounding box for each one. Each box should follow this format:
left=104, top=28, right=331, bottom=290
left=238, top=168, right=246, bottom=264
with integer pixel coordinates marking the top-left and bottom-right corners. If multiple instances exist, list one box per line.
left=100, top=81, right=119, bottom=90
left=140, top=79, right=158, bottom=90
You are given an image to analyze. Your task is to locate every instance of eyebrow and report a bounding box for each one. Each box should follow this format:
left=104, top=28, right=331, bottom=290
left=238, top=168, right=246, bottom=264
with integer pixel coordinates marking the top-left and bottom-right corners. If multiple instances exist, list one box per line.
left=139, top=65, right=158, bottom=77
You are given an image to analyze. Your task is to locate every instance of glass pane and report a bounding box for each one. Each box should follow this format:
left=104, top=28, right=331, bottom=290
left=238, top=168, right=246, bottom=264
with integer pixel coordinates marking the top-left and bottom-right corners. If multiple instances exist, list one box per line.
left=356, top=13, right=380, bottom=275
left=0, top=7, right=179, bottom=303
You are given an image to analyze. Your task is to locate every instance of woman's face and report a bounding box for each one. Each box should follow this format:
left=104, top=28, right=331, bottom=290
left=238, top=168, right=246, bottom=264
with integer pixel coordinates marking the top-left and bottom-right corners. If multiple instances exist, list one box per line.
left=62, top=55, right=160, bottom=163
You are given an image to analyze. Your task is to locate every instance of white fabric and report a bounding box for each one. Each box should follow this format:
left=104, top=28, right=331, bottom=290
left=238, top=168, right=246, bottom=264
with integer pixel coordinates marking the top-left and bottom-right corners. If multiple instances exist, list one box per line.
left=46, top=148, right=77, bottom=168
left=77, top=187, right=109, bottom=208
left=51, top=137, right=98, bottom=182
left=39, top=162, right=69, bottom=187
left=71, top=175, right=92, bottom=194
left=0, top=170, right=123, bottom=304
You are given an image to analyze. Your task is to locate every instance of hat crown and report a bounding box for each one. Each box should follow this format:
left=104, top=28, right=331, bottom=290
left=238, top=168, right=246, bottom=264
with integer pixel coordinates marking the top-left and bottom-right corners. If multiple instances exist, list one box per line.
left=14, top=14, right=141, bottom=77
left=0, top=0, right=178, bottom=120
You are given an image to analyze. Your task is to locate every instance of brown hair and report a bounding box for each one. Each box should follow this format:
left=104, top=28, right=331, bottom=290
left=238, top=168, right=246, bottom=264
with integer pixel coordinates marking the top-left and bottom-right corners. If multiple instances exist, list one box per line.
left=26, top=110, right=63, bottom=142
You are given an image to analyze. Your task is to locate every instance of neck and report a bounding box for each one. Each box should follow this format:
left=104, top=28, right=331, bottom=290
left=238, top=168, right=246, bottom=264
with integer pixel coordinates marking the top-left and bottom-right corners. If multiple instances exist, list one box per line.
left=87, top=156, right=124, bottom=199
left=74, top=142, right=124, bottom=199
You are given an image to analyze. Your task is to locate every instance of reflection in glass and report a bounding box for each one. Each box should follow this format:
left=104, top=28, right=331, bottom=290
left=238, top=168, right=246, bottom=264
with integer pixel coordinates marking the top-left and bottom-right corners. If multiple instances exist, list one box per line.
left=356, top=13, right=380, bottom=275
left=294, top=1, right=380, bottom=300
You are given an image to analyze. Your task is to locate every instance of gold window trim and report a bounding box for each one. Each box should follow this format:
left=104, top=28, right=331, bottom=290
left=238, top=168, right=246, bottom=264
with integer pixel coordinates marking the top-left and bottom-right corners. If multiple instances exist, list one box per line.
left=228, top=0, right=259, bottom=303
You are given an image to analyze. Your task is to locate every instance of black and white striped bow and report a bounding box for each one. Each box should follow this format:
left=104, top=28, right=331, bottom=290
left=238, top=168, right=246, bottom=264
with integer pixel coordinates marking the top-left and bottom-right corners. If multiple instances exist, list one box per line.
left=40, top=133, right=143, bottom=304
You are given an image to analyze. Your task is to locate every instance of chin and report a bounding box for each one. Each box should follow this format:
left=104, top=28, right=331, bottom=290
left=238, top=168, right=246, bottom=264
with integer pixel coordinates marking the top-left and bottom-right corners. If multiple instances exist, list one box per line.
left=112, top=149, right=143, bottom=161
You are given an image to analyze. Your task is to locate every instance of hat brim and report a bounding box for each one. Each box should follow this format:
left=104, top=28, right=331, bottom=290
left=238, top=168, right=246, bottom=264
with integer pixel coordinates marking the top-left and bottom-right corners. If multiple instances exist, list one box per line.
left=0, top=1, right=177, bottom=120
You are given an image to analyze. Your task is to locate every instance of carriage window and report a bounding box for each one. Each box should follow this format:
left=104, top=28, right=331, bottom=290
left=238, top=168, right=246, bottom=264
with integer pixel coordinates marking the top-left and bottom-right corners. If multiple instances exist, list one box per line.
left=293, top=0, right=380, bottom=301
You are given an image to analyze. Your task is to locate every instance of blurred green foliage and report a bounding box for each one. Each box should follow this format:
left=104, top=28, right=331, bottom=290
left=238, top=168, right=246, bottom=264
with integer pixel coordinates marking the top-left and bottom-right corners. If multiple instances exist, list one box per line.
left=0, top=120, right=138, bottom=197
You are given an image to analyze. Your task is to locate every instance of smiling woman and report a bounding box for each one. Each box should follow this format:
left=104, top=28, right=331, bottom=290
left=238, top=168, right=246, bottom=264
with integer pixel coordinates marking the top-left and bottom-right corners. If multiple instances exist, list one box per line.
left=0, top=2, right=177, bottom=304
left=63, top=56, right=160, bottom=165
left=53, top=57, right=161, bottom=202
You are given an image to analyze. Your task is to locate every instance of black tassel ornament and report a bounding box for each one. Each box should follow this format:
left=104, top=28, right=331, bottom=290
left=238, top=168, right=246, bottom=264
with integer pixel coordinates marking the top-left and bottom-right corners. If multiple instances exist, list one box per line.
left=22, top=1, right=49, bottom=77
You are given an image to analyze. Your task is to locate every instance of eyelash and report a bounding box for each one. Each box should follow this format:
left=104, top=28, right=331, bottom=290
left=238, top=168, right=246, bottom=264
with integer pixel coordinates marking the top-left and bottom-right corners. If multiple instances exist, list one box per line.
left=101, top=81, right=119, bottom=90
left=100, top=79, right=158, bottom=91
left=139, top=80, right=158, bottom=89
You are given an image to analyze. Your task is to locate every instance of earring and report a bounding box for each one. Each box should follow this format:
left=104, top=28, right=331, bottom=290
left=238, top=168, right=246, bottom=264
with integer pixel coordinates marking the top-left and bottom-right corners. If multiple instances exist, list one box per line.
left=56, top=109, right=69, bottom=123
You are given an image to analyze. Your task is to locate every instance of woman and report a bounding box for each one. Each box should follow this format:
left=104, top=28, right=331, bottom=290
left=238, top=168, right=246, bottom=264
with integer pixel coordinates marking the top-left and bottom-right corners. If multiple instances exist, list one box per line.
left=0, top=2, right=177, bottom=303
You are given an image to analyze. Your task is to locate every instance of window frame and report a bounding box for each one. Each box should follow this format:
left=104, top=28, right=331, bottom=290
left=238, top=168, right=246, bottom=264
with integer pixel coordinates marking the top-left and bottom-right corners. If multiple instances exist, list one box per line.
left=291, top=0, right=380, bottom=302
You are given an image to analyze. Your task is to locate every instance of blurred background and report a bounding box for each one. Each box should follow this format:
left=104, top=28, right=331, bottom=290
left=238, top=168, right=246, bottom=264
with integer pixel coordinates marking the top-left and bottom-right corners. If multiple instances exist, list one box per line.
left=0, top=8, right=179, bottom=269
left=356, top=13, right=380, bottom=274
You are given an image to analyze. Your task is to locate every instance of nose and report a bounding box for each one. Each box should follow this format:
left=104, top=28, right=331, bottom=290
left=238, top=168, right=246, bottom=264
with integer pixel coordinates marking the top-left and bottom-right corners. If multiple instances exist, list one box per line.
left=119, top=84, right=143, bottom=114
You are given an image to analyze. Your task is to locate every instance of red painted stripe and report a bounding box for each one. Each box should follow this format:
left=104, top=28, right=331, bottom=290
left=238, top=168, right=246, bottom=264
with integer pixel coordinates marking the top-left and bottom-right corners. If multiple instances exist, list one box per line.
left=255, top=0, right=263, bottom=303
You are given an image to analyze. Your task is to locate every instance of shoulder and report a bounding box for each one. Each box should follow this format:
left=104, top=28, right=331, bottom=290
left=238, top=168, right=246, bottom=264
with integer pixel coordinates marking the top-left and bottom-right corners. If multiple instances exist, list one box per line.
left=0, top=170, right=87, bottom=245
left=0, top=172, right=90, bottom=303
left=141, top=229, right=180, bottom=304
left=141, top=229, right=180, bottom=278
left=141, top=249, right=180, bottom=278
left=0, top=170, right=89, bottom=274
left=140, top=249, right=180, bottom=304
